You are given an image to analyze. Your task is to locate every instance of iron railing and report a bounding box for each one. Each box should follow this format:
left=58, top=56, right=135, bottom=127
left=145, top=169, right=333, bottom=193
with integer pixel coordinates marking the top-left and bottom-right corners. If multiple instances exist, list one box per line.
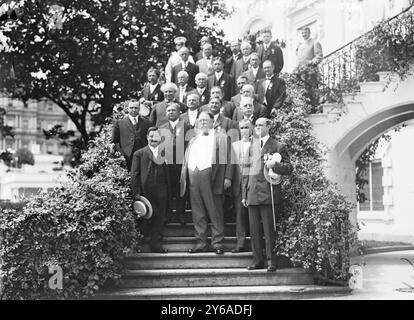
left=320, top=3, right=414, bottom=90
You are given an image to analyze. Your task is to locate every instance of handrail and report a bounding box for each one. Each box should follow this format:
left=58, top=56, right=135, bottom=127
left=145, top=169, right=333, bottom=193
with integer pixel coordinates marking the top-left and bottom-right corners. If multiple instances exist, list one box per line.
left=323, top=3, right=414, bottom=61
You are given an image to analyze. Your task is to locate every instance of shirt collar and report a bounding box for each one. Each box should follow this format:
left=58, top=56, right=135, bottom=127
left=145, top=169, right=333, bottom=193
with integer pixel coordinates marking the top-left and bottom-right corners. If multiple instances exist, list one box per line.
left=215, top=71, right=223, bottom=79
left=260, top=134, right=270, bottom=147
left=180, top=84, right=187, bottom=89
left=128, top=115, right=138, bottom=123
left=148, top=144, right=159, bottom=155
left=169, top=119, right=179, bottom=127
left=214, top=113, right=220, bottom=122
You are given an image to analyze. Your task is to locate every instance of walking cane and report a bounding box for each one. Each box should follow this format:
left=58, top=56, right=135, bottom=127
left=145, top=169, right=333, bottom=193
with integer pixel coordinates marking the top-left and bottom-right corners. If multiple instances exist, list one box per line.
left=270, top=182, right=276, bottom=232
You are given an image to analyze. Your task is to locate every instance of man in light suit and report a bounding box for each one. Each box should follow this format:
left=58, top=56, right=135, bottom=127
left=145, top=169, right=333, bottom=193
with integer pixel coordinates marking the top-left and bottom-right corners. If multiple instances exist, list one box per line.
left=195, top=36, right=211, bottom=62
left=141, top=67, right=164, bottom=103
left=242, top=118, right=293, bottom=271
left=230, top=119, right=253, bottom=252
left=256, top=29, right=284, bottom=74
left=171, top=47, right=199, bottom=88
left=159, top=103, right=191, bottom=225
left=130, top=127, right=171, bottom=253
left=175, top=71, right=194, bottom=104
left=207, top=57, right=235, bottom=102
left=187, top=73, right=210, bottom=105
left=180, top=111, right=233, bottom=254
left=231, top=41, right=252, bottom=82
left=150, top=83, right=187, bottom=127
left=196, top=43, right=214, bottom=76
left=111, top=100, right=152, bottom=171
left=242, top=52, right=265, bottom=85
left=256, top=60, right=287, bottom=117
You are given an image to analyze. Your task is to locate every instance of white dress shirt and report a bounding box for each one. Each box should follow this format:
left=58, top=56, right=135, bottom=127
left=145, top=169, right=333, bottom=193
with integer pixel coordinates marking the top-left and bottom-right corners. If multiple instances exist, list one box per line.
left=169, top=119, right=179, bottom=130
left=149, top=83, right=157, bottom=94
left=148, top=145, right=159, bottom=159
left=250, top=66, right=259, bottom=78
left=260, top=134, right=270, bottom=149
left=187, top=109, right=198, bottom=127
left=179, top=84, right=187, bottom=103
left=215, top=71, right=223, bottom=82
left=188, top=130, right=215, bottom=171
left=128, top=115, right=139, bottom=125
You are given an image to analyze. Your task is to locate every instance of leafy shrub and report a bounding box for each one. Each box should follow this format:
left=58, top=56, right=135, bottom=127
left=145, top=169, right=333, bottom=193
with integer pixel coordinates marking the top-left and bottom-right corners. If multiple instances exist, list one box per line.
left=273, top=73, right=358, bottom=283
left=0, top=125, right=140, bottom=299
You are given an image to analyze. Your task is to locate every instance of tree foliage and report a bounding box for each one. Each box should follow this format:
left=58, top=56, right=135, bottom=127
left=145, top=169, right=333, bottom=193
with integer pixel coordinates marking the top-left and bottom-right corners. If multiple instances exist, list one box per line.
left=0, top=0, right=231, bottom=144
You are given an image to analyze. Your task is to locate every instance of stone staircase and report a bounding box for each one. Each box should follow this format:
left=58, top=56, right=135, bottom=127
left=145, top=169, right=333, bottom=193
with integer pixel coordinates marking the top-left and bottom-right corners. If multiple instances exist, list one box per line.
left=95, top=209, right=351, bottom=300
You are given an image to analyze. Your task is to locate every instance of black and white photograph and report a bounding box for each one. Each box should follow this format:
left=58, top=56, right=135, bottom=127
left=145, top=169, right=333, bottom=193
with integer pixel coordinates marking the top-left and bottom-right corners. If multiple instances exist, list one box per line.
left=1, top=0, right=414, bottom=305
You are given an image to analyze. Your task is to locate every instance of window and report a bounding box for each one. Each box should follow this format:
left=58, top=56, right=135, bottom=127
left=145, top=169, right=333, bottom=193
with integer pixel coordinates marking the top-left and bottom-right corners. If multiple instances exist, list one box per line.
left=359, top=160, right=384, bottom=212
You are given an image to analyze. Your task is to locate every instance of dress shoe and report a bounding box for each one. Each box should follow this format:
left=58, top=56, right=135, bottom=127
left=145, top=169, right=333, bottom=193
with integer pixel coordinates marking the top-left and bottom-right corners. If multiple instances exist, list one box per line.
left=267, top=265, right=277, bottom=272
left=214, top=248, right=224, bottom=255
left=231, top=247, right=246, bottom=253
left=188, top=246, right=209, bottom=254
left=247, top=263, right=264, bottom=270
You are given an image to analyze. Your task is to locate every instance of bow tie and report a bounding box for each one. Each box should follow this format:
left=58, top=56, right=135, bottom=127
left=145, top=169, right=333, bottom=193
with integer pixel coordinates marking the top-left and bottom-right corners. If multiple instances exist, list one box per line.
left=202, top=132, right=209, bottom=136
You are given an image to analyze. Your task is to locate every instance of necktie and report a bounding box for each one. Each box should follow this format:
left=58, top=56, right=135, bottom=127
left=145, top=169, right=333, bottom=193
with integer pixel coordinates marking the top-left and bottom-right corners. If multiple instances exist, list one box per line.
left=132, top=117, right=137, bottom=125
left=260, top=139, right=263, bottom=148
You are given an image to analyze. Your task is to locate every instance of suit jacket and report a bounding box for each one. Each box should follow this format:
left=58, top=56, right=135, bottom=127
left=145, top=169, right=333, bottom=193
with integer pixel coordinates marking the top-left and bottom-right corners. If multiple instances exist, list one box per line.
left=130, top=145, right=171, bottom=198
left=230, top=93, right=261, bottom=108
left=159, top=119, right=191, bottom=165
left=180, top=131, right=234, bottom=197
left=256, top=76, right=287, bottom=116
left=231, top=57, right=251, bottom=82
left=149, top=100, right=187, bottom=127
left=196, top=58, right=214, bottom=76
left=232, top=103, right=267, bottom=124
left=171, top=62, right=199, bottom=88
left=188, top=88, right=210, bottom=105
left=230, top=139, right=252, bottom=197
left=256, top=42, right=284, bottom=74
left=180, top=109, right=201, bottom=129
left=111, top=116, right=151, bottom=167
left=207, top=72, right=235, bottom=101
left=242, top=137, right=292, bottom=205
left=212, top=113, right=238, bottom=134
left=242, top=67, right=266, bottom=85
left=175, top=85, right=194, bottom=104
left=141, top=83, right=164, bottom=102
left=200, top=100, right=236, bottom=120
left=225, top=53, right=242, bottom=75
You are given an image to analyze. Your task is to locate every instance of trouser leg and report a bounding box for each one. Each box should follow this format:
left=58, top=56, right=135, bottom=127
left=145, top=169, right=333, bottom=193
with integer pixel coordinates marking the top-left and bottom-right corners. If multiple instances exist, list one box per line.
left=148, top=188, right=167, bottom=248
left=188, top=168, right=209, bottom=248
left=234, top=192, right=247, bottom=248
left=248, top=205, right=264, bottom=265
left=260, top=205, right=277, bottom=265
left=211, top=193, right=225, bottom=249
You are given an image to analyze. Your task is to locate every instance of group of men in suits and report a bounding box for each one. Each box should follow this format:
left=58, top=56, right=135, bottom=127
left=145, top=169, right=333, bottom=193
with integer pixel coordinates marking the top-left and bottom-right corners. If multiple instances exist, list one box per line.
left=110, top=28, right=302, bottom=269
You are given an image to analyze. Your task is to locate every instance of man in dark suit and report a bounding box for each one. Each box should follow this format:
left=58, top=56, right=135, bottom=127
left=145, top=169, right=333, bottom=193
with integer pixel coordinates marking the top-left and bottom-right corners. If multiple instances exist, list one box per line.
left=207, top=57, right=235, bottom=101
left=256, top=60, right=287, bottom=117
left=112, top=100, right=152, bottom=171
left=206, top=97, right=238, bottom=134
left=130, top=127, right=171, bottom=253
left=180, top=111, right=233, bottom=254
left=232, top=85, right=267, bottom=124
left=242, top=52, right=265, bottom=85
left=141, top=67, right=164, bottom=102
left=256, top=29, right=284, bottom=74
left=150, top=83, right=187, bottom=127
left=201, top=86, right=236, bottom=119
left=232, top=75, right=249, bottom=97
left=232, top=96, right=266, bottom=125
left=175, top=70, right=194, bottom=104
left=242, top=118, right=293, bottom=271
left=231, top=41, right=252, bottom=82
left=188, top=73, right=210, bottom=105
left=159, top=104, right=191, bottom=225
left=171, top=47, right=199, bottom=88
left=225, top=40, right=242, bottom=75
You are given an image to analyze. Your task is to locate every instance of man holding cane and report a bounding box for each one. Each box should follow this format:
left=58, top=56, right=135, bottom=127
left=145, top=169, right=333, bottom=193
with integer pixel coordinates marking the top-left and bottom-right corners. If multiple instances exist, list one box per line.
left=242, top=118, right=292, bottom=272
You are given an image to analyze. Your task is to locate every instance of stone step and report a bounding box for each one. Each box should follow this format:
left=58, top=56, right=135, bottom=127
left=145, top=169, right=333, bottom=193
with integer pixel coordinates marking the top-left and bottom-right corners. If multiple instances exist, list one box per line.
left=140, top=236, right=251, bottom=252
left=95, top=285, right=352, bottom=300
left=118, top=268, right=314, bottom=288
left=124, top=252, right=293, bottom=270
left=164, top=223, right=237, bottom=237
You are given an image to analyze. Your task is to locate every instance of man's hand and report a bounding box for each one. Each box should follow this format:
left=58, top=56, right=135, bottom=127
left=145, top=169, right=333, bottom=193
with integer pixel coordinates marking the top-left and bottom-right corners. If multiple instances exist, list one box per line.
left=241, top=199, right=248, bottom=208
left=135, top=195, right=142, bottom=201
left=224, top=178, right=232, bottom=190
left=270, top=108, right=277, bottom=118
